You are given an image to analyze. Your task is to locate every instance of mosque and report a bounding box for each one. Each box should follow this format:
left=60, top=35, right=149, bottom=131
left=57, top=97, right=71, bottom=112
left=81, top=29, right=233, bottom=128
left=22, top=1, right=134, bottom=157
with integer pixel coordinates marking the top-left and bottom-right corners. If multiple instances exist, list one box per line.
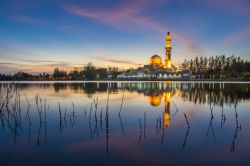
left=148, top=32, right=172, bottom=69
left=117, top=32, right=192, bottom=80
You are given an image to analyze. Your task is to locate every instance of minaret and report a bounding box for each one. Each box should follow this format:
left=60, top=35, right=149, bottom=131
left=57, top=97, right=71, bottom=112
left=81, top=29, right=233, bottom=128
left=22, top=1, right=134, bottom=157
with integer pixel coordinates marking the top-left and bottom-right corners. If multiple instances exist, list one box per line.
left=165, top=32, right=172, bottom=68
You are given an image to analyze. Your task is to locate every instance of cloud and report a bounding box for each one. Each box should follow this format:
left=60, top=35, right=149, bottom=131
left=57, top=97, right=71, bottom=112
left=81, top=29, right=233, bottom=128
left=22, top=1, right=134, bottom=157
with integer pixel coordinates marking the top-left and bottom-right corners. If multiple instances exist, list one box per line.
left=5, top=58, right=58, bottom=63
left=60, top=0, right=204, bottom=57
left=220, top=25, right=250, bottom=46
left=60, top=0, right=166, bottom=30
left=0, top=57, right=87, bottom=74
left=97, top=56, right=141, bottom=66
left=0, top=62, right=17, bottom=65
left=200, top=0, right=250, bottom=15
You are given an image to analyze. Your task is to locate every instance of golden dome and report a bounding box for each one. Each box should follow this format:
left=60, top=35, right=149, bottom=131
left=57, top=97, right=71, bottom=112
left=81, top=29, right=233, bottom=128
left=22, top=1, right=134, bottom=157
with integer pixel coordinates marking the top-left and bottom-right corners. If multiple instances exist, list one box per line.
left=149, top=55, right=163, bottom=66
left=148, top=95, right=163, bottom=107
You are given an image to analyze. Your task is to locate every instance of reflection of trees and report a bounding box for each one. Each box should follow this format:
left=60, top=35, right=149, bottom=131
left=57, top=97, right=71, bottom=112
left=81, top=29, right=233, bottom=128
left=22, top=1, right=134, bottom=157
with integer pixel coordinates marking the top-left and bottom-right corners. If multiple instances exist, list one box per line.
left=84, top=83, right=98, bottom=97
left=53, top=83, right=67, bottom=93
left=52, top=83, right=117, bottom=97
left=3, top=82, right=250, bottom=105
left=178, top=83, right=250, bottom=106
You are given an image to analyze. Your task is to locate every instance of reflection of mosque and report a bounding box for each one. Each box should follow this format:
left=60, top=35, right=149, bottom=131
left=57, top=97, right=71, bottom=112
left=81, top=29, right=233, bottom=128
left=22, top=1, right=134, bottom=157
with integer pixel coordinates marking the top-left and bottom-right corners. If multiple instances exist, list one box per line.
left=148, top=91, right=172, bottom=128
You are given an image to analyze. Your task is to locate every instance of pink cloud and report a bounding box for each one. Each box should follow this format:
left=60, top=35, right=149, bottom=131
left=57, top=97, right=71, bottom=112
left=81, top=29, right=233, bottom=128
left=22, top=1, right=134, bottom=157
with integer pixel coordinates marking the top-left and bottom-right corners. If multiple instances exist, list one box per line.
left=221, top=25, right=250, bottom=46
left=61, top=0, right=166, bottom=30
left=200, top=0, right=250, bottom=15
left=97, top=56, right=141, bottom=66
left=61, top=0, right=204, bottom=57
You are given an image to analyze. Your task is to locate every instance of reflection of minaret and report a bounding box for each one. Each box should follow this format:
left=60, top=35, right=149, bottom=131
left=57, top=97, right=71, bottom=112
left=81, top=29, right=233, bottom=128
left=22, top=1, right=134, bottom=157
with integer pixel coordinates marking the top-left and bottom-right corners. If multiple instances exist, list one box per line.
left=148, top=92, right=171, bottom=128
left=164, top=92, right=171, bottom=128
left=165, top=32, right=172, bottom=68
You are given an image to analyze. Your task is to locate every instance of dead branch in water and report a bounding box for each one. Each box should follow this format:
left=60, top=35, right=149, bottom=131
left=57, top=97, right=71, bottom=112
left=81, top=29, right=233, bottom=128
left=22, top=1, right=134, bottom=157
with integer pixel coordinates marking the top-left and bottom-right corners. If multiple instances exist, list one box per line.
left=119, top=90, right=125, bottom=116
left=184, top=113, right=190, bottom=128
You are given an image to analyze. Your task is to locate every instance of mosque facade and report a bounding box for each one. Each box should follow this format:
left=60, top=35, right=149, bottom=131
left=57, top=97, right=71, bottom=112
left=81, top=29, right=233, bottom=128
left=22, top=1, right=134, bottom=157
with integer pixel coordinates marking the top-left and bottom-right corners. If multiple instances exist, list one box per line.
left=117, top=32, right=192, bottom=80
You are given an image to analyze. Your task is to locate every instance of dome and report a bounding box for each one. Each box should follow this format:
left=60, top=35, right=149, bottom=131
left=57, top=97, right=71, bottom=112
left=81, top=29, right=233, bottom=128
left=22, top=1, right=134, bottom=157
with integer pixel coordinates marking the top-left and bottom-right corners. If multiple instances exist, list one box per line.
left=148, top=95, right=163, bottom=107
left=149, top=55, right=163, bottom=66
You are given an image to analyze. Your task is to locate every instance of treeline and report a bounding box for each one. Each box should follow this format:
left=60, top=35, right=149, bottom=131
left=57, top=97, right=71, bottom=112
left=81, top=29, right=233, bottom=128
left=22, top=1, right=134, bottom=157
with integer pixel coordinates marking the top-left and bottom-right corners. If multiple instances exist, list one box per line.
left=0, top=63, right=121, bottom=81
left=53, top=63, right=120, bottom=80
left=180, top=55, right=250, bottom=79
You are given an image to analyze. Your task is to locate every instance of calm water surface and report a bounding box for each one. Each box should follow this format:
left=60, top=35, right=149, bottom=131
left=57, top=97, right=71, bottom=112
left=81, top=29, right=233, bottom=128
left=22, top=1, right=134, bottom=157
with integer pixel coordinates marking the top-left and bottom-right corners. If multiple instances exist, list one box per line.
left=0, top=81, right=250, bottom=166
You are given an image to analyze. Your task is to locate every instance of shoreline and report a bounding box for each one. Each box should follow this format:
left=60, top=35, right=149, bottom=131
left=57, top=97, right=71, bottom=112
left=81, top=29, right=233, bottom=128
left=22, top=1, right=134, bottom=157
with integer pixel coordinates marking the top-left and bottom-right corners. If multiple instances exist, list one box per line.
left=1, top=79, right=250, bottom=83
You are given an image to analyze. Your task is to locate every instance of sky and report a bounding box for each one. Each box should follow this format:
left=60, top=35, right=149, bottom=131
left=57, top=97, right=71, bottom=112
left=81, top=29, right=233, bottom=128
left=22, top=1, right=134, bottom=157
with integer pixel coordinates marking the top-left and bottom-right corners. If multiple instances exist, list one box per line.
left=0, top=0, right=250, bottom=74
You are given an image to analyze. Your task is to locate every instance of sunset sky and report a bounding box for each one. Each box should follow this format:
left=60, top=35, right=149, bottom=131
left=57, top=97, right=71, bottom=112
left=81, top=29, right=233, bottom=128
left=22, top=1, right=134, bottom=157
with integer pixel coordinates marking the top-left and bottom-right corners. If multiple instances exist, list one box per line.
left=0, top=0, right=250, bottom=74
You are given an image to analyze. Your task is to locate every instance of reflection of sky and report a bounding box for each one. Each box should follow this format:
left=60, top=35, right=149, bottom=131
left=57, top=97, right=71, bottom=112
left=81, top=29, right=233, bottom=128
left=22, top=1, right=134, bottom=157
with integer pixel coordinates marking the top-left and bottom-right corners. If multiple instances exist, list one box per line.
left=0, top=0, right=250, bottom=73
left=0, top=82, right=250, bottom=165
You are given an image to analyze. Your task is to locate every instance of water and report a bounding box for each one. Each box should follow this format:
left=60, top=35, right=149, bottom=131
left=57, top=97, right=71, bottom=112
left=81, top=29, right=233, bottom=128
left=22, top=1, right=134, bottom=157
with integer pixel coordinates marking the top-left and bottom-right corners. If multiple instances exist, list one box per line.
left=0, top=81, right=250, bottom=166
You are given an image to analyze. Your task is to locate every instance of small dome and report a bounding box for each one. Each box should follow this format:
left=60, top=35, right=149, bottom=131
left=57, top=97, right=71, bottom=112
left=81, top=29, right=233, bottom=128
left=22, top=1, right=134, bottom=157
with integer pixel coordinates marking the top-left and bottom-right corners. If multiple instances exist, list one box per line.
left=149, top=55, right=162, bottom=66
left=148, top=95, right=163, bottom=107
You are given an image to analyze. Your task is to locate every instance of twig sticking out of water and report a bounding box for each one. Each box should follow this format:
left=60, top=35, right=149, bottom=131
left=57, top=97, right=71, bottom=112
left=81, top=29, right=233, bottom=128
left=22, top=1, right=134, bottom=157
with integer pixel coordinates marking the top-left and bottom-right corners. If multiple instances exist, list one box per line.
left=144, top=112, right=146, bottom=139
left=84, top=107, right=87, bottom=116
left=182, top=127, right=190, bottom=148
left=94, top=97, right=98, bottom=111
left=231, top=101, right=242, bottom=153
left=139, top=118, right=142, bottom=131
left=156, top=117, right=159, bottom=135
left=71, top=102, right=75, bottom=118
left=159, top=115, right=162, bottom=129
left=24, top=93, right=31, bottom=124
left=119, top=90, right=125, bottom=116
left=161, top=112, right=165, bottom=144
left=94, top=107, right=98, bottom=123
left=138, top=118, right=143, bottom=143
left=35, top=95, right=42, bottom=122
left=209, top=102, right=214, bottom=119
left=89, top=102, right=93, bottom=121
left=100, top=107, right=103, bottom=130
left=24, top=93, right=30, bottom=107
left=234, top=103, right=242, bottom=130
left=105, top=90, right=110, bottom=158
left=64, top=108, right=67, bottom=128
left=184, top=113, right=190, bottom=128
left=118, top=90, right=125, bottom=135
left=220, top=105, right=226, bottom=130
left=172, top=101, right=178, bottom=112
left=58, top=103, right=63, bottom=134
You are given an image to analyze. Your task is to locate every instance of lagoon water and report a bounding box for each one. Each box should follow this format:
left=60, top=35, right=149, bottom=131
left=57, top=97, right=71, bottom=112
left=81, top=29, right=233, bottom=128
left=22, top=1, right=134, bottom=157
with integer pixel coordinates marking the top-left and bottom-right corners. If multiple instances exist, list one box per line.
left=0, top=81, right=250, bottom=166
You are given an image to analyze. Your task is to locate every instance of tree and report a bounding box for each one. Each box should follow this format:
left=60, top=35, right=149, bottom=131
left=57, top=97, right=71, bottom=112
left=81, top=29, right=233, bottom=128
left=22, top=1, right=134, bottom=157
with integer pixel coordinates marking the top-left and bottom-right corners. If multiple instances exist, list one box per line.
left=69, top=70, right=81, bottom=80
left=181, top=55, right=250, bottom=80
left=96, top=68, right=108, bottom=79
left=83, top=63, right=97, bottom=80
left=108, top=67, right=120, bottom=79
left=180, top=59, right=189, bottom=70
left=53, top=68, right=67, bottom=80
left=13, top=71, right=33, bottom=80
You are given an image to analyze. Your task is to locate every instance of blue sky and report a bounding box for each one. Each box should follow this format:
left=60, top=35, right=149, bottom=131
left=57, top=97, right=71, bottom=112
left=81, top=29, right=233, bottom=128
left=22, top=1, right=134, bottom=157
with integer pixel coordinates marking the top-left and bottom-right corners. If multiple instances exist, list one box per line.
left=0, top=0, right=250, bottom=73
